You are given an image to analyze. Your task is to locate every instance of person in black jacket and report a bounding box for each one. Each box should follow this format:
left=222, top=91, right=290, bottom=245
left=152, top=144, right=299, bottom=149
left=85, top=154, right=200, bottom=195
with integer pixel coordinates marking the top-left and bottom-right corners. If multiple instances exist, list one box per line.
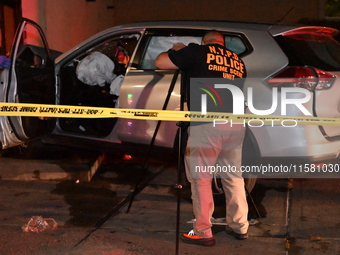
left=155, top=30, right=249, bottom=246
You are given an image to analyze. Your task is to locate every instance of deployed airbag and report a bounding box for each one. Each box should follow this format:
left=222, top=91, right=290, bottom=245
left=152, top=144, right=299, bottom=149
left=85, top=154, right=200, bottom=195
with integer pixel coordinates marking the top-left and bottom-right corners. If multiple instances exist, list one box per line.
left=76, top=51, right=116, bottom=87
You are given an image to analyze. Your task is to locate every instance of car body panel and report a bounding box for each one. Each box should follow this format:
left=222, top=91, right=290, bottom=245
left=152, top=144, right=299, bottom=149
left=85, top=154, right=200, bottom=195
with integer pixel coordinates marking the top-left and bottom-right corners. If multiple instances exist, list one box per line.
left=117, top=69, right=181, bottom=147
left=314, top=71, right=340, bottom=139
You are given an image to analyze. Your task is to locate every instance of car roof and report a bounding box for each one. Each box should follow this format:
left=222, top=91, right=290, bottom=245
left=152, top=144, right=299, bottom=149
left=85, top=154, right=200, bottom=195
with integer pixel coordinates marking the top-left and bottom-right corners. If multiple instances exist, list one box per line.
left=104, top=20, right=299, bottom=35
left=55, top=20, right=334, bottom=63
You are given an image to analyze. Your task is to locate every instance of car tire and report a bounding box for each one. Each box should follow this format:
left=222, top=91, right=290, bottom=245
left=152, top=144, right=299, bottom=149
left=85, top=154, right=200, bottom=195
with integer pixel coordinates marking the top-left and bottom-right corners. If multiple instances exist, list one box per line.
left=241, top=129, right=260, bottom=193
left=212, top=172, right=257, bottom=195
left=243, top=173, right=257, bottom=193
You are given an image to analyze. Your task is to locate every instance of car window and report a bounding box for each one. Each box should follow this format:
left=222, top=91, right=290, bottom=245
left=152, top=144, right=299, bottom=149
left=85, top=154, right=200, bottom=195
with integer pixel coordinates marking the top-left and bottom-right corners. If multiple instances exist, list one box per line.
left=140, top=35, right=247, bottom=70
left=225, top=36, right=246, bottom=55
left=140, top=36, right=201, bottom=70
left=83, top=34, right=140, bottom=75
left=57, top=33, right=140, bottom=137
left=275, top=33, right=340, bottom=71
left=15, top=23, right=50, bottom=68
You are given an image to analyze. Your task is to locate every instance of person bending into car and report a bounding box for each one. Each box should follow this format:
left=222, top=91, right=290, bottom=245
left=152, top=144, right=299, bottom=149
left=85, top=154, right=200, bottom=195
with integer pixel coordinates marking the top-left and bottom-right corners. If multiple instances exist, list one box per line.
left=155, top=30, right=249, bottom=246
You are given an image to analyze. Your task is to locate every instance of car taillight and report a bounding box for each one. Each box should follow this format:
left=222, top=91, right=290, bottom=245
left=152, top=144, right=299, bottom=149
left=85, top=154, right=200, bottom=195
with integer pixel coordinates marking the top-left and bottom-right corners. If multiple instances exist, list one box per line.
left=266, top=66, right=335, bottom=91
left=314, top=69, right=336, bottom=90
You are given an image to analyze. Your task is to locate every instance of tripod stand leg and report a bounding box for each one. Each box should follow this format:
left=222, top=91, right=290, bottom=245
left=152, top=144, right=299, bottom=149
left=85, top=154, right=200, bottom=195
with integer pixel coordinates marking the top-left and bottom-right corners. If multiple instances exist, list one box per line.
left=175, top=123, right=184, bottom=255
left=245, top=185, right=262, bottom=219
left=126, top=70, right=180, bottom=213
left=126, top=166, right=148, bottom=213
left=175, top=72, right=187, bottom=255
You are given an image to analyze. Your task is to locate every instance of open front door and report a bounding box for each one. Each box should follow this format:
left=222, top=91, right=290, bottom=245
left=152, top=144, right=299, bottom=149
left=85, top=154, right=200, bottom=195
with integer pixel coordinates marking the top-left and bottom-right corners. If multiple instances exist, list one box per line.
left=4, top=18, right=55, bottom=145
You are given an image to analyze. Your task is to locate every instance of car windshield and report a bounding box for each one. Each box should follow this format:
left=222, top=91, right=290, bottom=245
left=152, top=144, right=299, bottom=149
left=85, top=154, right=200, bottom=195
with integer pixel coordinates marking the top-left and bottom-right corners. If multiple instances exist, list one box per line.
left=275, top=32, right=340, bottom=71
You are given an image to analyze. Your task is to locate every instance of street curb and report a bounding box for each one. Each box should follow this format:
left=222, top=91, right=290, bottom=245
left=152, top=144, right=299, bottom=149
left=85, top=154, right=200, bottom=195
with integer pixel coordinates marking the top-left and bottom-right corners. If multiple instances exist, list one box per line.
left=0, top=158, right=93, bottom=182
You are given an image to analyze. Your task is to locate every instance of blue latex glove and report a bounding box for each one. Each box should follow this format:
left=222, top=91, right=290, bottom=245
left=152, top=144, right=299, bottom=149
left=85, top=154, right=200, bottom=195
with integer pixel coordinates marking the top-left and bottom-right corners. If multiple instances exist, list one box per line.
left=0, top=55, right=11, bottom=69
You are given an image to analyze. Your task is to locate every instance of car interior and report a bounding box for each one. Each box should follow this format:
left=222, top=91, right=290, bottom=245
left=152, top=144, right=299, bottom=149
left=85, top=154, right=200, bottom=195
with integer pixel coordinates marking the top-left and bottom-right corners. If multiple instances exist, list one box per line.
left=56, top=32, right=247, bottom=138
left=58, top=35, right=139, bottom=137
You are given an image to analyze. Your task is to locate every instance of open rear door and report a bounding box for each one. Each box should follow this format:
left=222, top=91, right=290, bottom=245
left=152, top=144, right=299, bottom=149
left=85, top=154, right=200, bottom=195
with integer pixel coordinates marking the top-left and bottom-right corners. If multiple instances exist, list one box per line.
left=4, top=18, right=55, bottom=145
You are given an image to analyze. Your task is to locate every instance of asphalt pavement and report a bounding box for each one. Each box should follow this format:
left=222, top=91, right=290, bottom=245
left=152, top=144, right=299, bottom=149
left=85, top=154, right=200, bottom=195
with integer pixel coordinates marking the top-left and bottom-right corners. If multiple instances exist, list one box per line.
left=0, top=146, right=339, bottom=255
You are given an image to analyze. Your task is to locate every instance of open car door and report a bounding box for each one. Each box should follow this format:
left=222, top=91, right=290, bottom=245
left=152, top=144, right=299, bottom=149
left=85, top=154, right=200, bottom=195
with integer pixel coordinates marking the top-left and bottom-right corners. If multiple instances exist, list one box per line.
left=0, top=18, right=55, bottom=149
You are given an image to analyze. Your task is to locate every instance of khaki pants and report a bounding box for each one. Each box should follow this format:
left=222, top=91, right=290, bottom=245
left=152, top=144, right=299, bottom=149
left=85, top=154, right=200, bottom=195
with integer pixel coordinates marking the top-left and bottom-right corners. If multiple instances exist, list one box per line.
left=185, top=123, right=249, bottom=238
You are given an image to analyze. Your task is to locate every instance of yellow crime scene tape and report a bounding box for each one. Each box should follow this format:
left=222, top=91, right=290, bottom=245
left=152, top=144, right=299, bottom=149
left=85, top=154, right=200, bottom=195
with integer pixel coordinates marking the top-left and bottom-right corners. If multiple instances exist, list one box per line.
left=0, top=102, right=340, bottom=126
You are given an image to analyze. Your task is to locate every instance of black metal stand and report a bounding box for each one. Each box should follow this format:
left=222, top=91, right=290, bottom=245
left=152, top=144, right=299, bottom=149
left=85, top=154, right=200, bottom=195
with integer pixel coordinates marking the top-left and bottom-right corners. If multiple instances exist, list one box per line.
left=245, top=184, right=262, bottom=219
left=125, top=69, right=186, bottom=255
left=126, top=70, right=180, bottom=213
left=174, top=71, right=187, bottom=255
left=174, top=123, right=183, bottom=255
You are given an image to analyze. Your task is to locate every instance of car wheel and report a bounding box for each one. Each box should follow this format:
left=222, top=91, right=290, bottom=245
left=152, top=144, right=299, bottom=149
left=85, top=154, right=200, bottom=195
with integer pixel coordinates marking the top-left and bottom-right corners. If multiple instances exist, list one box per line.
left=241, top=129, right=260, bottom=193
left=243, top=173, right=257, bottom=193
left=212, top=172, right=257, bottom=195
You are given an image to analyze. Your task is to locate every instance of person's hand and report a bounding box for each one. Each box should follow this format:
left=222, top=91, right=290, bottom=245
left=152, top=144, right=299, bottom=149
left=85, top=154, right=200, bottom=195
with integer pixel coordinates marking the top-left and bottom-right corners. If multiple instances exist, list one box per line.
left=0, top=55, right=11, bottom=69
left=171, top=43, right=186, bottom=51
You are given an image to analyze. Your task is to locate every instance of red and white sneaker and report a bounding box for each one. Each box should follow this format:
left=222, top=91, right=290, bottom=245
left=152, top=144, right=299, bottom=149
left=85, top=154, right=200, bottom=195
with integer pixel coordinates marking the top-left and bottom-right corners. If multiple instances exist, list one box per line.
left=180, top=230, right=216, bottom=246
